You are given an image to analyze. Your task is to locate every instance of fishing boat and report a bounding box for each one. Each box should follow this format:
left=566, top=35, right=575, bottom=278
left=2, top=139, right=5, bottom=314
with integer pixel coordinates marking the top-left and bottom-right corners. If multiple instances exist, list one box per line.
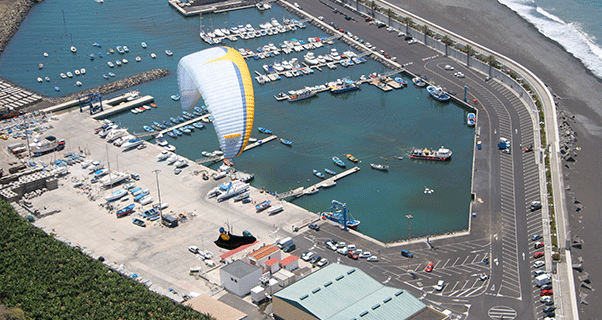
left=370, top=163, right=389, bottom=171
left=267, top=205, right=283, bottom=215
left=116, top=46, right=124, bottom=54
left=287, top=88, right=317, bottom=102
left=313, top=169, right=325, bottom=179
left=170, top=117, right=179, bottom=124
left=182, top=111, right=192, bottom=119
left=467, top=113, right=476, bottom=127
left=303, top=187, right=319, bottom=195
left=412, top=77, right=427, bottom=87
left=280, top=138, right=292, bottom=146
left=66, top=72, right=73, bottom=77
left=329, top=78, right=359, bottom=94
left=410, top=146, right=452, bottom=161
left=427, top=85, right=451, bottom=102
left=103, top=74, right=109, bottom=79
left=116, top=203, right=135, bottom=218
left=132, top=218, right=146, bottom=227
left=141, top=42, right=147, bottom=48
left=150, top=52, right=157, bottom=59
left=89, top=53, right=95, bottom=60
left=135, top=56, right=141, bottom=62
left=37, top=77, right=43, bottom=83
left=324, top=168, right=337, bottom=175
left=123, top=46, right=129, bottom=52
left=321, top=201, right=360, bottom=229
left=217, top=182, right=250, bottom=202
left=165, top=49, right=173, bottom=56
left=346, top=154, right=358, bottom=162
left=105, top=189, right=127, bottom=202
left=108, top=72, right=115, bottom=77
left=193, top=122, right=204, bottom=129
left=255, top=200, right=271, bottom=212
left=321, top=181, right=336, bottom=188
left=70, top=46, right=77, bottom=53
left=258, top=127, right=272, bottom=134
left=171, top=94, right=181, bottom=101
left=332, top=156, right=346, bottom=167
left=143, top=125, right=155, bottom=132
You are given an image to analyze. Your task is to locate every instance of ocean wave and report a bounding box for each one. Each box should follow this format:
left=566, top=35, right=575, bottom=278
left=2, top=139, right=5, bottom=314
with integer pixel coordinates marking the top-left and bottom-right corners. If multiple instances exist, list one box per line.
left=498, top=0, right=602, bottom=79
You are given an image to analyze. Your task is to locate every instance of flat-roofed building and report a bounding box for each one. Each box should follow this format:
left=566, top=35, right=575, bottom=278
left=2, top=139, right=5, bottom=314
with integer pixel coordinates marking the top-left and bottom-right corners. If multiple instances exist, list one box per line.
left=273, top=264, right=448, bottom=320
left=220, top=260, right=262, bottom=297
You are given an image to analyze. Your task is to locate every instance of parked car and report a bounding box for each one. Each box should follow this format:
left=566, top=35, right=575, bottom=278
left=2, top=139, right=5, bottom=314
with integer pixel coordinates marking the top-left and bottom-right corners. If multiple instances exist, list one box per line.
left=401, top=250, right=414, bottom=258
left=404, top=35, right=413, bottom=41
left=367, top=256, right=378, bottom=262
left=445, top=65, right=454, bottom=70
left=534, top=242, right=544, bottom=249
left=328, top=244, right=338, bottom=251
left=359, top=251, right=371, bottom=259
left=435, top=280, right=445, bottom=291
left=188, top=246, right=199, bottom=254
left=533, top=261, right=545, bottom=268
left=544, top=311, right=555, bottom=318
left=130, top=172, right=140, bottom=180
left=543, top=306, right=556, bottom=313
left=531, top=234, right=543, bottom=241
left=308, top=222, right=320, bottom=231
left=534, top=270, right=548, bottom=276
left=540, top=289, right=553, bottom=296
left=454, top=72, right=465, bottom=78
left=531, top=201, right=542, bottom=210
left=283, top=243, right=296, bottom=252
left=337, top=248, right=348, bottom=255
left=408, top=39, right=418, bottom=44
left=533, top=252, right=544, bottom=259
left=425, top=263, right=434, bottom=272
left=479, top=273, right=489, bottom=281
left=540, top=284, right=553, bottom=290
left=317, top=258, right=328, bottom=267
left=301, top=252, right=314, bottom=261
left=347, top=251, right=359, bottom=260
left=540, top=296, right=553, bottom=303
left=311, top=255, right=322, bottom=264
left=337, top=242, right=346, bottom=248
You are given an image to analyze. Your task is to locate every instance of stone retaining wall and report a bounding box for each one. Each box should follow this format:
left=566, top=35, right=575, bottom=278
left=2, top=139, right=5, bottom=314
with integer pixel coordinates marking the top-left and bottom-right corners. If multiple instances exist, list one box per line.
left=0, top=0, right=37, bottom=56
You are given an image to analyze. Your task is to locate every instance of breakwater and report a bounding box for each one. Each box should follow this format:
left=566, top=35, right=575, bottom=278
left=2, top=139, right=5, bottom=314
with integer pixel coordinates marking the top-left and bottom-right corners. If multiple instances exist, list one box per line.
left=0, top=0, right=36, bottom=56
left=44, top=69, right=169, bottom=104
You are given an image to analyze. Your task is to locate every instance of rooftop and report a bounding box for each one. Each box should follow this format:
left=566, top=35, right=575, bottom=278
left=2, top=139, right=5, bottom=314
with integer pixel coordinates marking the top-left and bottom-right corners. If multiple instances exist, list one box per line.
left=221, top=260, right=260, bottom=279
left=280, top=255, right=299, bottom=265
left=274, top=264, right=434, bottom=320
left=247, top=244, right=279, bottom=261
left=265, top=257, right=280, bottom=266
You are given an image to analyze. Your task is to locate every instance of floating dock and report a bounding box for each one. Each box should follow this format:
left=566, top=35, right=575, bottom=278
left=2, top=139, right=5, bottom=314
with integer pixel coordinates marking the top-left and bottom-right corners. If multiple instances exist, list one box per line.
left=91, top=95, right=154, bottom=119
left=277, top=166, right=361, bottom=199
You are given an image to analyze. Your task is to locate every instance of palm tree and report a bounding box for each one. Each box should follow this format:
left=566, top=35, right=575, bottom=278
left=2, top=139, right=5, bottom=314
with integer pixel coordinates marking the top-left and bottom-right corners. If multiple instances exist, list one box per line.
left=441, top=35, right=452, bottom=56
left=371, top=0, right=376, bottom=17
left=402, top=17, right=412, bottom=35
left=486, top=54, right=497, bottom=76
left=420, top=25, right=429, bottom=45
left=386, top=8, right=394, bottom=26
left=465, top=44, right=474, bottom=66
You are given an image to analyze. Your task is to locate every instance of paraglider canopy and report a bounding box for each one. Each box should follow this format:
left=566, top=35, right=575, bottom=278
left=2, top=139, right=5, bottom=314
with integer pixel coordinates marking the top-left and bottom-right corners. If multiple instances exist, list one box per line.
left=177, top=47, right=254, bottom=159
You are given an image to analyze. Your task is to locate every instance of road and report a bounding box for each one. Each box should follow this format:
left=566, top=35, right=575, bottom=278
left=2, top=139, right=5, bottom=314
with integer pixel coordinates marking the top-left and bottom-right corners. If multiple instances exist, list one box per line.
left=283, top=0, right=558, bottom=318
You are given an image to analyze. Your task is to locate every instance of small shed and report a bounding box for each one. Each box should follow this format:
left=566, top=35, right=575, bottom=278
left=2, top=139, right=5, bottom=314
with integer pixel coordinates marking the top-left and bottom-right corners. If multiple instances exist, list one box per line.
left=279, top=254, right=299, bottom=272
left=162, top=214, right=178, bottom=228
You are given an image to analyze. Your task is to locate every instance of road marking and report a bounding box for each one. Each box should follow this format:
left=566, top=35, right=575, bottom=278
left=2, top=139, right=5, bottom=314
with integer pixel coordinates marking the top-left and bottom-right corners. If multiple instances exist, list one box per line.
left=487, top=305, right=517, bottom=319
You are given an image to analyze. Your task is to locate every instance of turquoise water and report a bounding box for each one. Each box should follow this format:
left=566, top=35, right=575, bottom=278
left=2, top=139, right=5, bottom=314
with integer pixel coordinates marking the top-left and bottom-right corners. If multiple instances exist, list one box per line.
left=0, top=0, right=473, bottom=243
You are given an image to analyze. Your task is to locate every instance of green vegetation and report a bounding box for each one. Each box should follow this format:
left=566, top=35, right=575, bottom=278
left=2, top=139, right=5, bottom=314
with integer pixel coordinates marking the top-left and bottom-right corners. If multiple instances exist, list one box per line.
left=0, top=201, right=213, bottom=320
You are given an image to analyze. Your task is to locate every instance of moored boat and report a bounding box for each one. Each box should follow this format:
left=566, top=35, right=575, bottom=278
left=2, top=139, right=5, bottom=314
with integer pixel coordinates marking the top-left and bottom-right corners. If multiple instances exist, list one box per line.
left=313, top=169, right=325, bottom=179
left=412, top=77, right=427, bottom=87
left=370, top=163, right=389, bottom=171
left=467, top=113, right=476, bottom=127
left=258, top=127, right=272, bottom=134
left=320, top=209, right=359, bottom=230
left=410, top=146, right=452, bottom=161
left=324, top=168, right=336, bottom=175
left=332, top=156, right=346, bottom=167
left=427, top=85, right=451, bottom=102
left=280, top=138, right=292, bottom=146
left=346, top=154, right=358, bottom=162
left=287, top=88, right=317, bottom=102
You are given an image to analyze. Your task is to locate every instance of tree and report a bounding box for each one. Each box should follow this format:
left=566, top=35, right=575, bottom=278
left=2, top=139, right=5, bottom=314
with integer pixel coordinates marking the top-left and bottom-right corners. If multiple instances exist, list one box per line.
left=402, top=17, right=412, bottom=35
left=486, top=54, right=497, bottom=76
left=442, top=35, right=452, bottom=56
left=371, top=0, right=376, bottom=17
left=0, top=304, right=25, bottom=320
left=386, top=8, right=394, bottom=26
left=465, top=44, right=474, bottom=66
left=420, top=25, right=429, bottom=45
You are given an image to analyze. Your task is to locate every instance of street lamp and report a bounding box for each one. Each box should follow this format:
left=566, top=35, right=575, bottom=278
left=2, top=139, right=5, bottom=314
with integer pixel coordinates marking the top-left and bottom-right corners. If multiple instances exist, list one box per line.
left=152, top=169, right=163, bottom=219
left=425, top=186, right=434, bottom=249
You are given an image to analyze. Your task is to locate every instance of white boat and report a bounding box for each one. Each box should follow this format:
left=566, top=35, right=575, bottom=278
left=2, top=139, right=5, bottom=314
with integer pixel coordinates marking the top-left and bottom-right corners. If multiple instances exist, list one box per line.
left=80, top=68, right=86, bottom=74
left=175, top=159, right=189, bottom=168
left=330, top=48, right=341, bottom=60
left=303, top=187, right=319, bottom=195
left=273, top=61, right=284, bottom=72
left=121, top=138, right=143, bottom=149
left=157, top=151, right=170, bottom=161
left=106, top=128, right=128, bottom=142
left=122, top=58, right=128, bottom=64
left=37, top=77, right=43, bottom=83
left=74, top=69, right=81, bottom=76
left=267, top=205, right=283, bottom=215
left=321, top=181, right=337, bottom=188
left=150, top=53, right=156, bottom=59
left=105, top=189, right=127, bottom=202
left=135, top=56, right=141, bottom=62
left=216, top=182, right=250, bottom=202
left=66, top=72, right=73, bottom=78
left=167, top=155, right=178, bottom=164
left=29, top=136, right=60, bottom=154
left=88, top=160, right=104, bottom=171
left=70, top=46, right=77, bottom=53
left=304, top=51, right=319, bottom=65
left=100, top=172, right=130, bottom=187
left=75, top=81, right=82, bottom=87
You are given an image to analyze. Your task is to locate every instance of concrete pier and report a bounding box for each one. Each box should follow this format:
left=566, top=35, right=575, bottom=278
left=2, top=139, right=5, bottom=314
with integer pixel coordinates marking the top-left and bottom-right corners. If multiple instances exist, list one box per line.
left=277, top=166, right=361, bottom=199
left=91, top=96, right=155, bottom=119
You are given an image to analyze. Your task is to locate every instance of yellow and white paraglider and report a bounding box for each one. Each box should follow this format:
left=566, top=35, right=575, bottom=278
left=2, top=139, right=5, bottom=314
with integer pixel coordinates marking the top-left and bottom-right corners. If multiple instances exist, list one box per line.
left=177, top=46, right=254, bottom=159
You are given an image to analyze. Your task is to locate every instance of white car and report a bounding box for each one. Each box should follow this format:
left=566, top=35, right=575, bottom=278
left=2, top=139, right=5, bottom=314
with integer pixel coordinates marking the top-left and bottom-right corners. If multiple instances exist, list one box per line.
left=408, top=39, right=418, bottom=44
left=347, top=244, right=356, bottom=251
left=533, top=261, right=545, bottom=268
left=454, top=72, right=465, bottom=78
left=301, top=252, right=314, bottom=261
left=336, top=242, right=346, bottom=248
left=391, top=57, right=397, bottom=62
left=444, top=65, right=454, bottom=70
left=367, top=256, right=378, bottom=262
left=318, top=16, right=324, bottom=21
left=188, top=246, right=199, bottom=254
left=359, top=251, right=371, bottom=258
left=337, top=248, right=348, bottom=255
left=329, top=244, right=338, bottom=251
left=435, top=280, right=445, bottom=291
left=317, top=258, right=328, bottom=267
left=202, top=250, right=213, bottom=259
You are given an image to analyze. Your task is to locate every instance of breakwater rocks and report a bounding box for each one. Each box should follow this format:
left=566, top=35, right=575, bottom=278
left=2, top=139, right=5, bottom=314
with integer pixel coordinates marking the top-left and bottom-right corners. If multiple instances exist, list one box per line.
left=45, top=69, right=169, bottom=104
left=0, top=0, right=37, bottom=56
left=558, top=109, right=578, bottom=163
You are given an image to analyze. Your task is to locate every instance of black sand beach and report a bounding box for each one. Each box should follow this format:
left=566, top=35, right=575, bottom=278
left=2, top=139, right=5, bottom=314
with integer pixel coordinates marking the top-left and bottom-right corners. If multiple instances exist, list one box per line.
left=391, top=0, right=601, bottom=317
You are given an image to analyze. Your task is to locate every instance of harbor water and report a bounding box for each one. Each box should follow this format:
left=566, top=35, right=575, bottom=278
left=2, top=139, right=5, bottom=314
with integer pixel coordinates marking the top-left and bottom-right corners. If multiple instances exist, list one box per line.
left=0, top=0, right=474, bottom=243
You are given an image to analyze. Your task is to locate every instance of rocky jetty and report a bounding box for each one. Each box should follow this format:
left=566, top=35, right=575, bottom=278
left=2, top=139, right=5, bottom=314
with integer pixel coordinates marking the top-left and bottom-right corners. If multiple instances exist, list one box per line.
left=45, top=69, right=170, bottom=104
left=0, top=0, right=36, bottom=56
left=558, top=109, right=578, bottom=163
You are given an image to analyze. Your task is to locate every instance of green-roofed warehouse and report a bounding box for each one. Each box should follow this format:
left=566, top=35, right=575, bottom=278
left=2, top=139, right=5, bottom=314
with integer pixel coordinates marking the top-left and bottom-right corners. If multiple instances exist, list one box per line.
left=272, top=264, right=447, bottom=320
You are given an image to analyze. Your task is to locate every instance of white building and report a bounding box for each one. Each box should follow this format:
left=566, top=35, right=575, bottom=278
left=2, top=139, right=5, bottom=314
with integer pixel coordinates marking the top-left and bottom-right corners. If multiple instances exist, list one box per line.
left=220, top=260, right=262, bottom=297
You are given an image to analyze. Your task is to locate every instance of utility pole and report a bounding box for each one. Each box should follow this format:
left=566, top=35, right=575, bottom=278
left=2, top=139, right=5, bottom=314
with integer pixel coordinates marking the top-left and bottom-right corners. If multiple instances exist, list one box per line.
left=406, top=215, right=413, bottom=242
left=152, top=169, right=163, bottom=219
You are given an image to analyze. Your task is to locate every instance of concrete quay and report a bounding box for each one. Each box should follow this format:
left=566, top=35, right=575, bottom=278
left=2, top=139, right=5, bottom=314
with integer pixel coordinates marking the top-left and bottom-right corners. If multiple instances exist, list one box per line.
left=3, top=108, right=317, bottom=302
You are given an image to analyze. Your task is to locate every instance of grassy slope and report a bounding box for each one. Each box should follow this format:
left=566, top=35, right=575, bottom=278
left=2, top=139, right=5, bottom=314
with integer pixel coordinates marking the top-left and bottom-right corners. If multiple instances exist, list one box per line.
left=0, top=201, right=213, bottom=320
